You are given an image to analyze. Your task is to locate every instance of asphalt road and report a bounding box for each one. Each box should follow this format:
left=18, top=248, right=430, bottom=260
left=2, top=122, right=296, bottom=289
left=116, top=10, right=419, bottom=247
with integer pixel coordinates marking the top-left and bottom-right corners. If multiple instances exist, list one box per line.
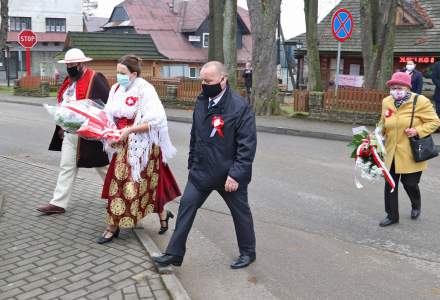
left=2, top=101, right=440, bottom=300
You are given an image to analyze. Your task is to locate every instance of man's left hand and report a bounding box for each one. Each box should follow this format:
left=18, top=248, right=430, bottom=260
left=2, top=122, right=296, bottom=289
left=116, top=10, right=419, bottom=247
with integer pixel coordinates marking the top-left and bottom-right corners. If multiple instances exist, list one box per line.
left=119, top=127, right=133, bottom=141
left=225, top=176, right=239, bottom=192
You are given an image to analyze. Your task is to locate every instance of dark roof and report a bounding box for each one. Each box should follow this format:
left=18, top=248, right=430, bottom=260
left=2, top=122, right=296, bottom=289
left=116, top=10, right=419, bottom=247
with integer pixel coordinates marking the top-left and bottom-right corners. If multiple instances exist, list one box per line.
left=104, top=0, right=252, bottom=63
left=56, top=32, right=166, bottom=60
left=288, top=0, right=440, bottom=55
left=83, top=16, right=108, bottom=32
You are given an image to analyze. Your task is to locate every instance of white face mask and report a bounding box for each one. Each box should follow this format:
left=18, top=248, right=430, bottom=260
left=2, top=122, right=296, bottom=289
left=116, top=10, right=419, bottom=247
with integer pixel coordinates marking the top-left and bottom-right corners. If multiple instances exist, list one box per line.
left=406, top=64, right=415, bottom=72
left=390, top=90, right=408, bottom=101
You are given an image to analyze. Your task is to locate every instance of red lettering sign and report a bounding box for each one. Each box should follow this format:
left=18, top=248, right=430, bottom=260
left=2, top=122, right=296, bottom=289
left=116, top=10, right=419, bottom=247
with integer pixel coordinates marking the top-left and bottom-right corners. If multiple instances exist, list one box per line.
left=399, top=56, right=436, bottom=64
left=17, top=30, right=37, bottom=48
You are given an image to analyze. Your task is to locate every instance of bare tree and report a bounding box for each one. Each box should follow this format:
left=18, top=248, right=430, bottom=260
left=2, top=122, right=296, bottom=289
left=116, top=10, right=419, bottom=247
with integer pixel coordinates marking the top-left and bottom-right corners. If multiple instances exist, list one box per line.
left=208, top=0, right=225, bottom=62
left=304, top=0, right=322, bottom=91
left=247, top=0, right=282, bottom=115
left=223, top=0, right=237, bottom=89
left=360, top=0, right=398, bottom=90
left=0, top=0, right=8, bottom=62
left=83, top=0, right=98, bottom=17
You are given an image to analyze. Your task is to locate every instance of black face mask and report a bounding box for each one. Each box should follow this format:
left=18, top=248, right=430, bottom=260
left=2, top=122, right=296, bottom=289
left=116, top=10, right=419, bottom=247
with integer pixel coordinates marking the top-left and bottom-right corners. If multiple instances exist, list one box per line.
left=202, top=81, right=223, bottom=98
left=67, top=65, right=83, bottom=80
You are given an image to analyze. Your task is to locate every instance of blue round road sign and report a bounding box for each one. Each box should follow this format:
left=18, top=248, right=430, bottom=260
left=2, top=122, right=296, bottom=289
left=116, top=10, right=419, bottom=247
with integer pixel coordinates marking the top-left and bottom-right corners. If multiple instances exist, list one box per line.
left=331, top=8, right=353, bottom=42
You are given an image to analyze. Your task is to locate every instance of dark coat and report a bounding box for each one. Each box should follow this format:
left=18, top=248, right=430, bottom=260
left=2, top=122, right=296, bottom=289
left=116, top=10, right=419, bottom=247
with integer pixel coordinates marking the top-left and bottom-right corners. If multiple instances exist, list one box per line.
left=431, top=62, right=440, bottom=103
left=48, top=72, right=110, bottom=168
left=242, top=69, right=252, bottom=88
left=188, top=87, right=257, bottom=191
left=411, top=70, right=424, bottom=94
left=400, top=69, right=423, bottom=94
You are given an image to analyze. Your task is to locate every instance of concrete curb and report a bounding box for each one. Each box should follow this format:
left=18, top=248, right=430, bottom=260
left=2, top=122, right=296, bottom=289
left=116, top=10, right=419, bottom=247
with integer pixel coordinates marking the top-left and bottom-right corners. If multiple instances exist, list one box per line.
left=2, top=98, right=439, bottom=150
left=134, top=228, right=191, bottom=300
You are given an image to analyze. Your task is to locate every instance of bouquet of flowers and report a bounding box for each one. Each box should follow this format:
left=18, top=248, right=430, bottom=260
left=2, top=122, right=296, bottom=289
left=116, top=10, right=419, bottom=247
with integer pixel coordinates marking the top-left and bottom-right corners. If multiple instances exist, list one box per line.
left=348, top=126, right=395, bottom=191
left=44, top=100, right=121, bottom=142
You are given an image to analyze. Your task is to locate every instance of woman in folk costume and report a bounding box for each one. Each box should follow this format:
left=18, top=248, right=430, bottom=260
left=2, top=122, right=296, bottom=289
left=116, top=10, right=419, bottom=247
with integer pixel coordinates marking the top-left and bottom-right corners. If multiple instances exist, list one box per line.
left=98, top=55, right=181, bottom=244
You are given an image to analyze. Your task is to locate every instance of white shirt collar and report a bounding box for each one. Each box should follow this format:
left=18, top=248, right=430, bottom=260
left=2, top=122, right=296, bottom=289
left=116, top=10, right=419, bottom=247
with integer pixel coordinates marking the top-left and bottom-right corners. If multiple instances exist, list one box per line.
left=209, top=88, right=227, bottom=107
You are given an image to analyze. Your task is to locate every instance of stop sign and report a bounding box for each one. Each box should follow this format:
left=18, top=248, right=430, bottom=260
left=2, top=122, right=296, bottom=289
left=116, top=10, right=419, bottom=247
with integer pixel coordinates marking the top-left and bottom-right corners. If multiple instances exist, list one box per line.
left=17, top=30, right=37, bottom=48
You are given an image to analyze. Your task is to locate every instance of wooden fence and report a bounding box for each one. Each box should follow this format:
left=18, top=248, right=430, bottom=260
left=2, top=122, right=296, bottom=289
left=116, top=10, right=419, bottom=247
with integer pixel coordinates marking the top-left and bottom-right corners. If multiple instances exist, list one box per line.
left=19, top=76, right=42, bottom=89
left=323, top=88, right=388, bottom=112
left=292, top=90, right=309, bottom=112
left=177, top=79, right=201, bottom=101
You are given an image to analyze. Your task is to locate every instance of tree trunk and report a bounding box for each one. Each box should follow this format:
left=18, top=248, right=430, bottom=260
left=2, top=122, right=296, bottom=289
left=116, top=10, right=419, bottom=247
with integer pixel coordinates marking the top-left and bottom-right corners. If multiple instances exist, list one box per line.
left=360, top=0, right=398, bottom=90
left=304, top=0, right=322, bottom=92
left=208, top=0, right=225, bottom=62
left=247, top=0, right=282, bottom=115
left=0, top=0, right=8, bottom=63
left=223, top=0, right=237, bottom=89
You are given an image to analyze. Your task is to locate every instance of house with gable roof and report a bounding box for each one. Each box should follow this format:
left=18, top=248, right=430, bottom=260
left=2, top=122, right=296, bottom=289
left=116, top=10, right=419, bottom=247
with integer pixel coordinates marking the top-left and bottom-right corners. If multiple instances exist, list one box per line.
left=100, top=0, right=252, bottom=79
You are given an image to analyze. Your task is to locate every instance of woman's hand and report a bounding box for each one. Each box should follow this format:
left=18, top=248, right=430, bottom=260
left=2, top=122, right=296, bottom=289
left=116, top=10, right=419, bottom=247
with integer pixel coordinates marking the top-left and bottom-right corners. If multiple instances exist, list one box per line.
left=405, top=128, right=418, bottom=137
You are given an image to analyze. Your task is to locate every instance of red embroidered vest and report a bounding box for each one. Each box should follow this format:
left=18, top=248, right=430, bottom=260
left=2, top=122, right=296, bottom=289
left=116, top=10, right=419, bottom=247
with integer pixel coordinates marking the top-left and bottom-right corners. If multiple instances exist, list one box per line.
left=57, top=68, right=96, bottom=103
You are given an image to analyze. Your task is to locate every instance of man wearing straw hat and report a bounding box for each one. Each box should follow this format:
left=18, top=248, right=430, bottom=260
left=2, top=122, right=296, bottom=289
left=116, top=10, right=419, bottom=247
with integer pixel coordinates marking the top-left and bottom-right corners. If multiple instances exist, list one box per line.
left=37, top=48, right=110, bottom=214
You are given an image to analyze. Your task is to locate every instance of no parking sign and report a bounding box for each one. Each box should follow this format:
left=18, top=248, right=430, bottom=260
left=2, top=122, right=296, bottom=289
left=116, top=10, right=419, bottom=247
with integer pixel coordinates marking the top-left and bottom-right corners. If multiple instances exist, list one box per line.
left=331, top=8, right=354, bottom=91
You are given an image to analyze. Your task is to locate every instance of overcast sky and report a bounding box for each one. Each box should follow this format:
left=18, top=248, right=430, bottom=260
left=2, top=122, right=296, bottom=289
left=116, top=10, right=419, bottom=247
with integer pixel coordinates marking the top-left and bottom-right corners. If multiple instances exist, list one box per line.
left=93, top=0, right=340, bottom=40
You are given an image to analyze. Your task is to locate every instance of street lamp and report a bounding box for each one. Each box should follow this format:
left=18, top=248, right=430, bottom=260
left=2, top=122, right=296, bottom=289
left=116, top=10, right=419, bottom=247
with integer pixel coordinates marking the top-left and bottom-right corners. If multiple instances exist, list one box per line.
left=294, top=41, right=304, bottom=89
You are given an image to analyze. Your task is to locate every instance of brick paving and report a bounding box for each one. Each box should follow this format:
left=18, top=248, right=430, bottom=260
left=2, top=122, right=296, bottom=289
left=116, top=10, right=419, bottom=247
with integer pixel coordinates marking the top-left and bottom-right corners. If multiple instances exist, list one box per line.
left=0, top=157, right=171, bottom=300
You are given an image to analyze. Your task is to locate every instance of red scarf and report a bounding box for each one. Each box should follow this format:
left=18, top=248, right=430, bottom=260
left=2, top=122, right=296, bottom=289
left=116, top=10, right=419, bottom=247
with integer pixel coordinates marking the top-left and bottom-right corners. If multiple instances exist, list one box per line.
left=57, top=68, right=96, bottom=103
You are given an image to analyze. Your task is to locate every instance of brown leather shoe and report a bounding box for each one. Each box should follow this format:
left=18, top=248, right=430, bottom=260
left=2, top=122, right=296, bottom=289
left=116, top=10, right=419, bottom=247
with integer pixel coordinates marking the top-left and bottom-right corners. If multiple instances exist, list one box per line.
left=37, top=204, right=65, bottom=214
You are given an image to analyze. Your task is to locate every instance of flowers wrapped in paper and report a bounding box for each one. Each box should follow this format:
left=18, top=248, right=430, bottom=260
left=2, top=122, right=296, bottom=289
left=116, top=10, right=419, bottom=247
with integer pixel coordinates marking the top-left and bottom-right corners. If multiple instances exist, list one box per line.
left=348, top=125, right=395, bottom=191
left=44, top=99, right=121, bottom=142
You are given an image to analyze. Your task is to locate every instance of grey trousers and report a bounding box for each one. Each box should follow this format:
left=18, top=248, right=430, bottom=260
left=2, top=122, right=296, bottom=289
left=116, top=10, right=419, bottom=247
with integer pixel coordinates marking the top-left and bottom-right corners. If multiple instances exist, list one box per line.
left=165, top=180, right=256, bottom=258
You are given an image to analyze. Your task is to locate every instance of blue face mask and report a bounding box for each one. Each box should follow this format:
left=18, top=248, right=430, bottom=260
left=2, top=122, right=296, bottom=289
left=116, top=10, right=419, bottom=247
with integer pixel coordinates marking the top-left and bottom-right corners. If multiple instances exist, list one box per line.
left=117, top=74, right=130, bottom=87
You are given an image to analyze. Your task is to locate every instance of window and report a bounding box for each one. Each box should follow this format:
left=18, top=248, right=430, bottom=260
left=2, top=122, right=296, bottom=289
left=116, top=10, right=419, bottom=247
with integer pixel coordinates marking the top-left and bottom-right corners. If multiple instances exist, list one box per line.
left=46, top=18, right=66, bottom=32
left=8, top=17, right=31, bottom=32
left=189, top=67, right=200, bottom=79
left=160, top=65, right=189, bottom=78
left=202, top=33, right=209, bottom=48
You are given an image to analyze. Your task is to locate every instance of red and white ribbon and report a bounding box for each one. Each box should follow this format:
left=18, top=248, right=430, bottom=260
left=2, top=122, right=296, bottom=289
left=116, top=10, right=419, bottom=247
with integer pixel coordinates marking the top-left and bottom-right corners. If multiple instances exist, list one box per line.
left=354, top=139, right=395, bottom=192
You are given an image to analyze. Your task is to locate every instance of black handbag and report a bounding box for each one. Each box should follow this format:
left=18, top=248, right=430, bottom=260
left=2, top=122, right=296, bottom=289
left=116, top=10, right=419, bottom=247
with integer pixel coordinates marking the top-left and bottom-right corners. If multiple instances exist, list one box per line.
left=408, top=95, right=438, bottom=162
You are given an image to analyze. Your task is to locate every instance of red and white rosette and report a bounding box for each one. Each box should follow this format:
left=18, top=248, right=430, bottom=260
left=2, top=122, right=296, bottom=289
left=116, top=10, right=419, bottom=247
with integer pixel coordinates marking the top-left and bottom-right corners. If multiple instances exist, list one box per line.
left=125, top=96, right=138, bottom=106
left=211, top=116, right=225, bottom=138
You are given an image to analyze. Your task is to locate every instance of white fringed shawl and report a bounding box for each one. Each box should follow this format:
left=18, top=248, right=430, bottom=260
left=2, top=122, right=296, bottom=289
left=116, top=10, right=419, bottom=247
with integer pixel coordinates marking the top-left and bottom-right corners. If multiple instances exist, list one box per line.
left=105, top=78, right=176, bottom=182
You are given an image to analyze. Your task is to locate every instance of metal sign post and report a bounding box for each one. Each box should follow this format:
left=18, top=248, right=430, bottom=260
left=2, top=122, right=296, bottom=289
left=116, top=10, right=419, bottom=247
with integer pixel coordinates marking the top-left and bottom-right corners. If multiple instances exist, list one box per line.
left=17, top=30, right=37, bottom=76
left=335, top=42, right=341, bottom=93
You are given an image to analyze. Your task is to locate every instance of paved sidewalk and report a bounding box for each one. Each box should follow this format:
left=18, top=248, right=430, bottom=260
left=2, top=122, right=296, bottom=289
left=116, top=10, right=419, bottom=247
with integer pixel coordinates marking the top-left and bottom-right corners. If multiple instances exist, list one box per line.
left=0, top=156, right=170, bottom=300
left=1, top=93, right=440, bottom=146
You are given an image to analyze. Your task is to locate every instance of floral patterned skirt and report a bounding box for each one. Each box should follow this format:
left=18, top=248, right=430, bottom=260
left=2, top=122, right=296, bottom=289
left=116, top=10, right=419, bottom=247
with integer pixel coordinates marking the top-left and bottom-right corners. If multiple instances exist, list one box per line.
left=101, top=143, right=181, bottom=228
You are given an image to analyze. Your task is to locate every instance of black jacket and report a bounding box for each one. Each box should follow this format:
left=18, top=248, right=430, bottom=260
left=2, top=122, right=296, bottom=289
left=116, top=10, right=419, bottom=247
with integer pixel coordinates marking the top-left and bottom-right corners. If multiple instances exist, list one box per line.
left=188, top=87, right=257, bottom=190
left=48, top=72, right=110, bottom=168
left=410, top=70, right=423, bottom=94
left=432, top=62, right=440, bottom=103
left=401, top=69, right=424, bottom=94
left=242, top=69, right=252, bottom=88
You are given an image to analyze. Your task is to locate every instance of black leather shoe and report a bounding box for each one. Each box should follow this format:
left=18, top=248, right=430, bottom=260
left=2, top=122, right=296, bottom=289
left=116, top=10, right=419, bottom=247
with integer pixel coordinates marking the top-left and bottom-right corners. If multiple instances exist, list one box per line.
left=379, top=217, right=399, bottom=227
left=97, top=228, right=120, bottom=244
left=154, top=254, right=183, bottom=267
left=411, top=209, right=421, bottom=220
left=230, top=254, right=256, bottom=269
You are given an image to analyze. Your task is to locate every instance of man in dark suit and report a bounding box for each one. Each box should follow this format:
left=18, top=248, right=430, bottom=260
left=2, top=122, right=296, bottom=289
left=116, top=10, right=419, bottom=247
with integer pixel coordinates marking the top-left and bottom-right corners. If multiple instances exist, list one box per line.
left=431, top=61, right=440, bottom=117
left=404, top=60, right=423, bottom=94
left=154, top=61, right=257, bottom=269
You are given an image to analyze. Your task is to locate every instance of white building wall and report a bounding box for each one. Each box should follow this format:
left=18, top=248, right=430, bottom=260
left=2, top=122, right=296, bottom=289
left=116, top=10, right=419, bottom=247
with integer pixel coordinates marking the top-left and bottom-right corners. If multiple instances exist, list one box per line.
left=8, top=0, right=83, bottom=32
